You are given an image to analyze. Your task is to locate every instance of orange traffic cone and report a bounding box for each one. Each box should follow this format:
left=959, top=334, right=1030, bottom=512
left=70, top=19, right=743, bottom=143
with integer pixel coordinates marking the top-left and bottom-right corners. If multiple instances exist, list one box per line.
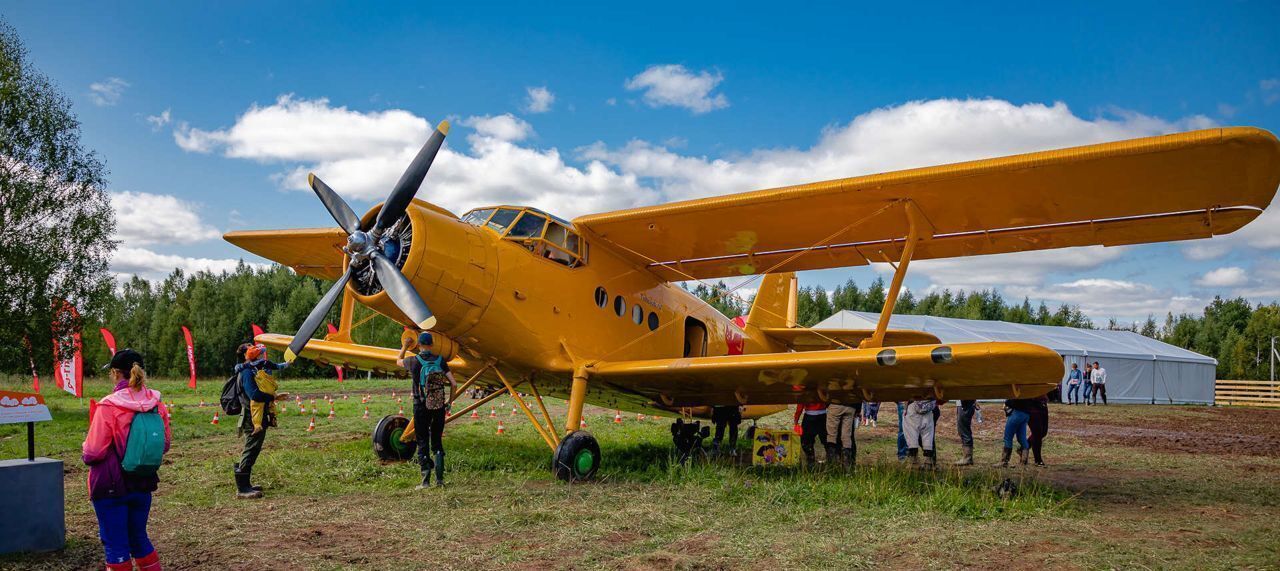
left=496, top=420, right=505, bottom=435
left=580, top=418, right=587, bottom=429
left=342, top=393, right=348, bottom=400
left=306, top=416, right=316, bottom=432
left=361, top=394, right=368, bottom=404
left=210, top=411, right=220, bottom=425
left=328, top=404, right=336, bottom=419
left=309, top=399, right=316, bottom=414
left=511, top=405, right=517, bottom=416
left=614, top=411, right=623, bottom=424
left=199, top=399, right=206, bottom=408
left=392, top=390, right=397, bottom=400
left=281, top=403, right=289, bottom=415
left=470, top=409, right=479, bottom=420
left=489, top=407, right=496, bottom=418
left=362, top=406, right=370, bottom=419
left=637, top=413, right=645, bottom=421
left=398, top=403, right=404, bottom=416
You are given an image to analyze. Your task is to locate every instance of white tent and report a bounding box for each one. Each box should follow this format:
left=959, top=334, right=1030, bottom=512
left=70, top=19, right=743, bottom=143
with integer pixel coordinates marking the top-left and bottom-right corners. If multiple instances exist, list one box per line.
left=814, top=311, right=1217, bottom=404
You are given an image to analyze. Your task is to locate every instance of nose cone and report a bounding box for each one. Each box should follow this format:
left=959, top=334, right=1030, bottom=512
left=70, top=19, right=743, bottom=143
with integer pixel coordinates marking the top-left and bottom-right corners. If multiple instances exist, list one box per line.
left=349, top=200, right=498, bottom=337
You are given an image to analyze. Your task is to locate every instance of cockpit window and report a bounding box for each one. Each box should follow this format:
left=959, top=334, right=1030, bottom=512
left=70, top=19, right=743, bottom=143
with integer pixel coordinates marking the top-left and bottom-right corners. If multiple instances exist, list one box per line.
left=461, top=205, right=588, bottom=268
left=507, top=212, right=548, bottom=238
left=486, top=208, right=520, bottom=232
left=461, top=208, right=494, bottom=227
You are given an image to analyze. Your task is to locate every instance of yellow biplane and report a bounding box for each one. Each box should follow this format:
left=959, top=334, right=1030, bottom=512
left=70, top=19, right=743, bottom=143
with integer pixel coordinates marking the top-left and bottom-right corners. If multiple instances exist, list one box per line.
left=226, top=123, right=1280, bottom=480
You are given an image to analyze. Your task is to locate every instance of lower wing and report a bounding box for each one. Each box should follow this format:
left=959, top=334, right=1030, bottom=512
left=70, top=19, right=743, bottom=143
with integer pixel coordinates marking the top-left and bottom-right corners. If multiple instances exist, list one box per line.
left=590, top=342, right=1062, bottom=406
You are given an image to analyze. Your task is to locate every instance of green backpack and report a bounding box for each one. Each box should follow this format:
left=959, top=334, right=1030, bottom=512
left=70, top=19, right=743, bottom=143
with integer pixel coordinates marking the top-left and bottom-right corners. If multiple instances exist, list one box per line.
left=121, top=409, right=166, bottom=475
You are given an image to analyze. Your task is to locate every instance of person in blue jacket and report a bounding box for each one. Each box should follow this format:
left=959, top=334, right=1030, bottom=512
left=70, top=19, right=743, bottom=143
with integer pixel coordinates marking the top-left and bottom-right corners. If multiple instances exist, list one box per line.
left=233, top=342, right=289, bottom=499
left=1066, top=363, right=1083, bottom=404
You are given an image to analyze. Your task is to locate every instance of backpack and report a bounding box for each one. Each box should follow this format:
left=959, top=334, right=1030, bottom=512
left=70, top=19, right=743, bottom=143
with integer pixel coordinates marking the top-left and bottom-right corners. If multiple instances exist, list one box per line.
left=121, top=408, right=166, bottom=475
left=415, top=354, right=448, bottom=409
left=220, top=374, right=243, bottom=415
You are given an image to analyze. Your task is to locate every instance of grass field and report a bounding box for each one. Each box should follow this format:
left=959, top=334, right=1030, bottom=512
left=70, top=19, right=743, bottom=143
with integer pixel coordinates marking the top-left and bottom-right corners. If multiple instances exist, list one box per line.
left=1, top=376, right=1278, bottom=570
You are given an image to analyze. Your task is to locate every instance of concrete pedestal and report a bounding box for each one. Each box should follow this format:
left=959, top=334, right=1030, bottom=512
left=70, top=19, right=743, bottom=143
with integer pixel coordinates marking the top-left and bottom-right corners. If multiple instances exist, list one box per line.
left=0, top=457, right=65, bottom=554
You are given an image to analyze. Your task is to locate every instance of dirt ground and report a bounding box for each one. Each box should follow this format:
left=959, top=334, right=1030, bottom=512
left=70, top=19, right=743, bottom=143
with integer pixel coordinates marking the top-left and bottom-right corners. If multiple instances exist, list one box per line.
left=3, top=382, right=1279, bottom=570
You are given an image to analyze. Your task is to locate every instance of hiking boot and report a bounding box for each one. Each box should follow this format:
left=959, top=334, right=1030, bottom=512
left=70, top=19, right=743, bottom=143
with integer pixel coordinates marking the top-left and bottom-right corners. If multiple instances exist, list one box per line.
left=953, top=445, right=974, bottom=466
left=433, top=451, right=445, bottom=487
left=235, top=472, right=263, bottom=499
left=993, top=447, right=1012, bottom=468
left=841, top=447, right=855, bottom=466
left=907, top=448, right=919, bottom=467
left=233, top=463, right=262, bottom=492
left=1017, top=447, right=1029, bottom=466
left=922, top=449, right=937, bottom=470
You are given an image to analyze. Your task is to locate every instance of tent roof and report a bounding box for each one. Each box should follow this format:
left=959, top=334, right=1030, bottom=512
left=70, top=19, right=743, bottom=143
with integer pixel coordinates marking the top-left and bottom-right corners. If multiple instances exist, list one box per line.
left=814, top=311, right=1217, bottom=365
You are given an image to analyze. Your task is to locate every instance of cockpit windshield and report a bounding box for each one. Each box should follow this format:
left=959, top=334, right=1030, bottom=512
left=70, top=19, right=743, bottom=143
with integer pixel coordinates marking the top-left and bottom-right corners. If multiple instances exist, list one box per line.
left=460, top=206, right=587, bottom=267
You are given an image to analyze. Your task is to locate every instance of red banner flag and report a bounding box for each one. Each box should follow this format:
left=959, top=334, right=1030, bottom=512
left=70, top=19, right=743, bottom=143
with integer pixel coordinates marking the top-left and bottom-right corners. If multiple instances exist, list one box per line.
left=181, top=326, right=197, bottom=389
left=52, top=302, right=83, bottom=398
left=326, top=323, right=344, bottom=383
left=251, top=323, right=264, bottom=338
left=100, top=328, right=117, bottom=356
left=23, top=337, right=40, bottom=392
left=89, top=398, right=98, bottom=425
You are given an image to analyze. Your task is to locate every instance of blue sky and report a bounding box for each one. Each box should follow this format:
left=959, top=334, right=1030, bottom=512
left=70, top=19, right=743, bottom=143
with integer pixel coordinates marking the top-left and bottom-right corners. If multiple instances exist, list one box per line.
left=6, top=1, right=1280, bottom=323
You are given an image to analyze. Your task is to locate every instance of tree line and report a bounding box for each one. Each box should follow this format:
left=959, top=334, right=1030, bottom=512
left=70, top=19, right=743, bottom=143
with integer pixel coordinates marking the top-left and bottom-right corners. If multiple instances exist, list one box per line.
left=691, top=277, right=1280, bottom=380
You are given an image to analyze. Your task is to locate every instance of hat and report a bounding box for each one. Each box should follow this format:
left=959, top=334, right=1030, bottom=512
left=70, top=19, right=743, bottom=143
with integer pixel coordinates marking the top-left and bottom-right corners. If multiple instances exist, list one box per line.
left=245, top=344, right=266, bottom=361
left=109, top=348, right=144, bottom=371
left=417, top=332, right=434, bottom=346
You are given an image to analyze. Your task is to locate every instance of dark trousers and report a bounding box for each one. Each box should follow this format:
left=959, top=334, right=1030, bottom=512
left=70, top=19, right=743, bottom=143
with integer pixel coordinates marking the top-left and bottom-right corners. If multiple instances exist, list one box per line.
left=413, top=402, right=446, bottom=462
left=800, top=413, right=827, bottom=462
left=92, top=492, right=154, bottom=565
left=895, top=402, right=908, bottom=459
left=1028, top=406, right=1049, bottom=463
left=238, top=417, right=267, bottom=473
left=956, top=400, right=977, bottom=447
left=1092, top=384, right=1107, bottom=404
left=711, top=405, right=741, bottom=449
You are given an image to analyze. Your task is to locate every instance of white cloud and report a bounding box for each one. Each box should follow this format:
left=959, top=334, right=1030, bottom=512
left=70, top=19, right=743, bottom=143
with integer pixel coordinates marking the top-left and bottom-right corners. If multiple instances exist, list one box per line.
left=1010, top=278, right=1203, bottom=321
left=624, top=64, right=728, bottom=114
left=1196, top=266, right=1248, bottom=287
left=175, top=94, right=431, bottom=162
left=1262, top=78, right=1280, bottom=106
left=88, top=77, right=129, bottom=106
left=146, top=109, right=171, bottom=130
left=110, top=191, right=221, bottom=247
left=111, top=246, right=268, bottom=282
left=580, top=98, right=1213, bottom=204
left=525, top=86, right=555, bottom=113
left=897, top=246, right=1126, bottom=289
left=463, top=113, right=533, bottom=142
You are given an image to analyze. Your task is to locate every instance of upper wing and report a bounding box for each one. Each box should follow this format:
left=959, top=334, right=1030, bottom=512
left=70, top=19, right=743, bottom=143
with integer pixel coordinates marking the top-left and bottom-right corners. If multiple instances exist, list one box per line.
left=223, top=228, right=348, bottom=280
left=574, top=127, right=1280, bottom=280
left=590, top=341, right=1063, bottom=406
left=759, top=328, right=940, bottom=351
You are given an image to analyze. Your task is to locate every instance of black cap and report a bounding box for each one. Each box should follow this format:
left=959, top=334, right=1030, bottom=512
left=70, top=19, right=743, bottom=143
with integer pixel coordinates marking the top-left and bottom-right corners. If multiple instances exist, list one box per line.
left=109, top=348, right=144, bottom=371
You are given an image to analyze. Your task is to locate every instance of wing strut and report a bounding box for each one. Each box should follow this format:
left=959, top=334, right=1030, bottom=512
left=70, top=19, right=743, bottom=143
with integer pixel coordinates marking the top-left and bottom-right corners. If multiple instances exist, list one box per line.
left=861, top=201, right=927, bottom=349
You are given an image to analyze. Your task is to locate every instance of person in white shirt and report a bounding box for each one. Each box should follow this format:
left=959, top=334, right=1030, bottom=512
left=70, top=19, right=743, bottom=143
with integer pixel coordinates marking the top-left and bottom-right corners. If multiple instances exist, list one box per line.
left=1091, top=361, right=1107, bottom=405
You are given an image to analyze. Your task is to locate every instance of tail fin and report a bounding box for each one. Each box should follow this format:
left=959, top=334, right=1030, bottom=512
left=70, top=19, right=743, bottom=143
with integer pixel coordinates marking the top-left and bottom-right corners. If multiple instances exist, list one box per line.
left=745, top=273, right=797, bottom=330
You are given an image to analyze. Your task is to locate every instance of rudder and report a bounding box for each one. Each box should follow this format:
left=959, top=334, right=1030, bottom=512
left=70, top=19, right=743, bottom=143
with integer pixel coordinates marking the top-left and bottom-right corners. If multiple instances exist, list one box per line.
left=745, top=273, right=797, bottom=330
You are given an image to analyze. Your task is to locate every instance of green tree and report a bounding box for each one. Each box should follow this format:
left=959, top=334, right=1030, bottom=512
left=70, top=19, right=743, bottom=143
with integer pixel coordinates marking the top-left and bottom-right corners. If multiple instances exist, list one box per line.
left=0, top=20, right=115, bottom=373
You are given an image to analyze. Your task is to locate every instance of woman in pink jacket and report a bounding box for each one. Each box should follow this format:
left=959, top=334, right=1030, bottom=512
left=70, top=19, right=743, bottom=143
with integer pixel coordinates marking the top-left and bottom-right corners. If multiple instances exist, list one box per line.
left=82, top=349, right=171, bottom=571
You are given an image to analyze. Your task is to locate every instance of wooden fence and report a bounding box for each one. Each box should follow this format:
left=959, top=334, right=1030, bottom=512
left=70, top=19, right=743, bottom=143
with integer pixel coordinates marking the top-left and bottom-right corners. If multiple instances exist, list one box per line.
left=1215, top=380, right=1280, bottom=408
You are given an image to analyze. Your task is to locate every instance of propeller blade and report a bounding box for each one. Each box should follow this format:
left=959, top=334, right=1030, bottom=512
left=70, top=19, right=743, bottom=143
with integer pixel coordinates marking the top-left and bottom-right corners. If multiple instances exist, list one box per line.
left=372, top=120, right=450, bottom=232
left=371, top=251, right=437, bottom=331
left=308, top=173, right=361, bottom=235
left=284, top=267, right=354, bottom=363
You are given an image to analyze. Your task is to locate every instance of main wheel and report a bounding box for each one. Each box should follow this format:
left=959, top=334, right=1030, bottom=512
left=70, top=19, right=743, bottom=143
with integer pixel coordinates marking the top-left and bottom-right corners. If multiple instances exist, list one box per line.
left=372, top=414, right=417, bottom=461
left=552, top=430, right=601, bottom=481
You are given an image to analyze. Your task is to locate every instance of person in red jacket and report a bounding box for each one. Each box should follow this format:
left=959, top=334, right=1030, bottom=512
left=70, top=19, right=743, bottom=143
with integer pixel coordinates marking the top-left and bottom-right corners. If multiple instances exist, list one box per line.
left=82, top=349, right=171, bottom=571
left=793, top=402, right=828, bottom=465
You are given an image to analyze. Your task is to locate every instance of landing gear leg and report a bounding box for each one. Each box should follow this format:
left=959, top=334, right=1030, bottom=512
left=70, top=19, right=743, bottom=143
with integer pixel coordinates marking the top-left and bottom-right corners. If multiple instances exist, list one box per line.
left=553, top=368, right=600, bottom=481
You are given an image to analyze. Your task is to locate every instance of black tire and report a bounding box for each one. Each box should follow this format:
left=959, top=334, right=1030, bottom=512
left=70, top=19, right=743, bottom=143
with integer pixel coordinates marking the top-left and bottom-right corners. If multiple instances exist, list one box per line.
left=372, top=414, right=417, bottom=461
left=552, top=430, right=601, bottom=481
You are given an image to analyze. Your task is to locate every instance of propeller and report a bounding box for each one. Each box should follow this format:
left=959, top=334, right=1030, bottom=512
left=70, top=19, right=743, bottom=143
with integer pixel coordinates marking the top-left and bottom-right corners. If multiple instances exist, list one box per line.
left=284, top=121, right=449, bottom=363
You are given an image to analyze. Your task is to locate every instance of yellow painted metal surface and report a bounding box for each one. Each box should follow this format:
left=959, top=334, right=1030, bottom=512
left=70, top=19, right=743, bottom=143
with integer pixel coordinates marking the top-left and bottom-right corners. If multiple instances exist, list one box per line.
left=574, top=127, right=1280, bottom=280
left=228, top=127, right=1280, bottom=422
left=760, top=328, right=941, bottom=351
